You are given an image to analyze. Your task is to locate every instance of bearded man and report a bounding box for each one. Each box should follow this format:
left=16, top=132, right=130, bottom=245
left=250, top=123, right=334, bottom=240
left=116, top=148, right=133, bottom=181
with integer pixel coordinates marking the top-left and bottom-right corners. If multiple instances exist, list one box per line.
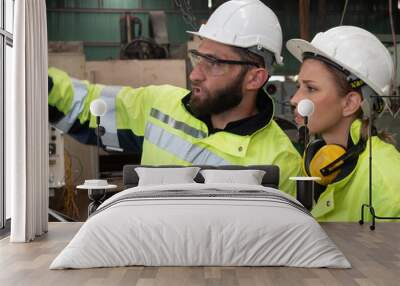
left=48, top=0, right=301, bottom=195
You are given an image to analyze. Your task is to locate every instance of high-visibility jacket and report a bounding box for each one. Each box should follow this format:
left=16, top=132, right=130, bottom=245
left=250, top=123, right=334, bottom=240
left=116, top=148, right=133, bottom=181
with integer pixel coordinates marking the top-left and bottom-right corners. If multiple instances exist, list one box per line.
left=311, top=120, right=400, bottom=222
left=48, top=67, right=301, bottom=196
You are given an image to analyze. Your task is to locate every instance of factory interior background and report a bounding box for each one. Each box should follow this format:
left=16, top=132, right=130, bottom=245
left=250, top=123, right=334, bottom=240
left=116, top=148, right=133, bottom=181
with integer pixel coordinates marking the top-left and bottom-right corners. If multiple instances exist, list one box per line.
left=1, top=0, right=400, bottom=224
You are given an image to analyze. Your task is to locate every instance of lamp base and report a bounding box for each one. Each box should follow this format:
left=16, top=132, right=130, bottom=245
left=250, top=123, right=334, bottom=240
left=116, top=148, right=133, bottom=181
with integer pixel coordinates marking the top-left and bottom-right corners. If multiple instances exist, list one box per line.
left=359, top=203, right=400, bottom=231
left=77, top=179, right=117, bottom=216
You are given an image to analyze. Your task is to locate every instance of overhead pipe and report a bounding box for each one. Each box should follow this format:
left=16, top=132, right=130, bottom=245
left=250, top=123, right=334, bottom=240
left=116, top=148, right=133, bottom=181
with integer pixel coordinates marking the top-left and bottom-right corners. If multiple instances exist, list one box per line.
left=47, top=8, right=210, bottom=14
left=299, top=0, right=310, bottom=41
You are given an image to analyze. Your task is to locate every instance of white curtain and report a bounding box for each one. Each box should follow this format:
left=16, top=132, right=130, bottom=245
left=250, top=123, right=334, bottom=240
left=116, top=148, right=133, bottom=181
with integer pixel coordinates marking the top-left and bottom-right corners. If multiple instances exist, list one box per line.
left=8, top=0, right=49, bottom=242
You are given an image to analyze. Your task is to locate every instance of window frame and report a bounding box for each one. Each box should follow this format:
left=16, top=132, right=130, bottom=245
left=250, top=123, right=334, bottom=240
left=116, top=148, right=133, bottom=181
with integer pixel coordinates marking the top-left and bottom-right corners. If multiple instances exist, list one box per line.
left=0, top=0, right=13, bottom=231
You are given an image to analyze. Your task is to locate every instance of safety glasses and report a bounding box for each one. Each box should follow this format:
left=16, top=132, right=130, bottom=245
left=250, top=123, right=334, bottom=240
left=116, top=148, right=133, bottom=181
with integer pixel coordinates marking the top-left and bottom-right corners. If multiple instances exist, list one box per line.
left=188, top=49, right=260, bottom=76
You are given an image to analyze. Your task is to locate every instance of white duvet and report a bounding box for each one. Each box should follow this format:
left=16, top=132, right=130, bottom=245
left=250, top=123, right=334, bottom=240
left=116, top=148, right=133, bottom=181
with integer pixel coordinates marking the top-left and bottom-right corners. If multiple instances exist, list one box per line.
left=50, top=183, right=351, bottom=269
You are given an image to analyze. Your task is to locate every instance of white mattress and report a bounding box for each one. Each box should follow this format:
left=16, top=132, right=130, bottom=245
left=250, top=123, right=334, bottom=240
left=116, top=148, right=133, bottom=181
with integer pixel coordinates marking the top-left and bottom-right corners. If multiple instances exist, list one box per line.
left=50, top=183, right=351, bottom=269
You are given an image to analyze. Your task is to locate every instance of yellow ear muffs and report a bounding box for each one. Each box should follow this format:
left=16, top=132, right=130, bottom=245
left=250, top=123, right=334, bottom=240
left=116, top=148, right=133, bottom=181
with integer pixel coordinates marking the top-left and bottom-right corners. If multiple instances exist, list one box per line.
left=303, top=139, right=325, bottom=178
left=303, top=137, right=366, bottom=186
left=303, top=139, right=347, bottom=186
left=309, top=145, right=347, bottom=185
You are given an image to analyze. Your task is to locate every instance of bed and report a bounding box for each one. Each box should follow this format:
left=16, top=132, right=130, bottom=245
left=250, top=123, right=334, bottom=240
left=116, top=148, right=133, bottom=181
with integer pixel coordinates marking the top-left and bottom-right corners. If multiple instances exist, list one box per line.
left=50, top=165, right=350, bottom=269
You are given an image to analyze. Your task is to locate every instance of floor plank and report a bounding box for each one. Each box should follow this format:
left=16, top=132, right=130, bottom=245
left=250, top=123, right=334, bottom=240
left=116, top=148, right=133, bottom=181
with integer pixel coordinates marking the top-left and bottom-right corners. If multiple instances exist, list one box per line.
left=0, top=222, right=399, bottom=286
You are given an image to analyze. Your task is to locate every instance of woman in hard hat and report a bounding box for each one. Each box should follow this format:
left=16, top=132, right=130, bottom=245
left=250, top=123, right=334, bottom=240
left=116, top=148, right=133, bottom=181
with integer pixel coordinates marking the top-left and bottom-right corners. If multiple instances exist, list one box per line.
left=287, top=26, right=400, bottom=222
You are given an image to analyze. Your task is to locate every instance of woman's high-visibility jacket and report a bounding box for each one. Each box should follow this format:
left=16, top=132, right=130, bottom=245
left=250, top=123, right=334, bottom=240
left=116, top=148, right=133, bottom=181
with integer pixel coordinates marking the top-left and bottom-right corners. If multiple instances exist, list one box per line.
left=48, top=67, right=302, bottom=196
left=311, top=120, right=400, bottom=222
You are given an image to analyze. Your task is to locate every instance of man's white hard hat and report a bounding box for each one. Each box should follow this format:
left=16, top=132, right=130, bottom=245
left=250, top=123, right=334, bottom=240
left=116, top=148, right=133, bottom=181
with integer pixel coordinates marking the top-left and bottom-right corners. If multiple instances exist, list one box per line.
left=187, top=0, right=283, bottom=65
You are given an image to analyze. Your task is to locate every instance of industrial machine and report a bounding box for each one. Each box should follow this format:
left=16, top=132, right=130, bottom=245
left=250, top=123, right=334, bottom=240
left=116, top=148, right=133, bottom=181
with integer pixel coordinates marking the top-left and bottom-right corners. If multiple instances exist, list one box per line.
left=119, top=13, right=167, bottom=60
left=49, top=126, right=65, bottom=189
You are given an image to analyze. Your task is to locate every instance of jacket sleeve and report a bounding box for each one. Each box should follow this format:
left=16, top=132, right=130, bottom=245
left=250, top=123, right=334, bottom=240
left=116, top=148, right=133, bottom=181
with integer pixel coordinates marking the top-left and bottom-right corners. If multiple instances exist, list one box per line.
left=372, top=144, right=400, bottom=219
left=276, top=148, right=302, bottom=198
left=48, top=67, right=154, bottom=154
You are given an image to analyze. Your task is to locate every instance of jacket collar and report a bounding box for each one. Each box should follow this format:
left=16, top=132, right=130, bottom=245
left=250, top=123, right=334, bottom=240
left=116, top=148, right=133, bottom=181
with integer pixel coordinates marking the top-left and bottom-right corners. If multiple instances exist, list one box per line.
left=350, top=119, right=362, bottom=145
left=181, top=88, right=274, bottom=136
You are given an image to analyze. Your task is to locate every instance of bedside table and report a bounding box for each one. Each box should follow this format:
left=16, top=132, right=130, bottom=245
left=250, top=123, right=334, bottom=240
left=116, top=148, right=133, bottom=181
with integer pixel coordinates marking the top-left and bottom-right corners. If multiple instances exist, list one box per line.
left=77, top=184, right=117, bottom=216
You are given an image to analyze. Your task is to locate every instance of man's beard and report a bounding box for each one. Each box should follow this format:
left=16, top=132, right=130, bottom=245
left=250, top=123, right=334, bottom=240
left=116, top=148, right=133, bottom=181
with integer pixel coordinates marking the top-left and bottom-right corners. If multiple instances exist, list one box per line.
left=189, top=75, right=245, bottom=117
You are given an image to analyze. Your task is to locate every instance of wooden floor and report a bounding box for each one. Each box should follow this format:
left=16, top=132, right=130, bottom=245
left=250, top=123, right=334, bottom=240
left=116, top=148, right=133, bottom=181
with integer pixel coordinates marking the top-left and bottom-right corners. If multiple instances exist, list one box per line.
left=0, top=222, right=399, bottom=286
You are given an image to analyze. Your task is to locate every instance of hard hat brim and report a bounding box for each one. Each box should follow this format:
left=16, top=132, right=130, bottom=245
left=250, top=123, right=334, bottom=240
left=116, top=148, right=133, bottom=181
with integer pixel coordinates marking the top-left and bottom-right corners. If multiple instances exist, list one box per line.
left=186, top=30, right=228, bottom=46
left=187, top=30, right=284, bottom=65
left=286, top=38, right=331, bottom=64
left=187, top=30, right=251, bottom=51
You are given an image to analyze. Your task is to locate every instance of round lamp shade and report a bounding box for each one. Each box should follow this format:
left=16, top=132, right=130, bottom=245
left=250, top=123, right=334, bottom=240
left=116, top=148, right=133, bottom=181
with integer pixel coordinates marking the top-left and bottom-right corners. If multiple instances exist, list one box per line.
left=90, top=99, right=107, bottom=117
left=298, top=99, right=315, bottom=117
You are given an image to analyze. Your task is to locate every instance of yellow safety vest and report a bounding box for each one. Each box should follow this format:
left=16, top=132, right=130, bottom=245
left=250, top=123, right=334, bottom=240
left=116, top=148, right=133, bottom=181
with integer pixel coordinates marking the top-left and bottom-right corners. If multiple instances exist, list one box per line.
left=312, top=120, right=400, bottom=221
left=48, top=67, right=302, bottom=196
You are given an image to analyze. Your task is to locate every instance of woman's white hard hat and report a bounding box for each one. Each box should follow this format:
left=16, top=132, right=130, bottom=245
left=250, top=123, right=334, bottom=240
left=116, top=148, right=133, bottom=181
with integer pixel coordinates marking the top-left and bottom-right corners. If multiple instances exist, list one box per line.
left=286, top=25, right=394, bottom=97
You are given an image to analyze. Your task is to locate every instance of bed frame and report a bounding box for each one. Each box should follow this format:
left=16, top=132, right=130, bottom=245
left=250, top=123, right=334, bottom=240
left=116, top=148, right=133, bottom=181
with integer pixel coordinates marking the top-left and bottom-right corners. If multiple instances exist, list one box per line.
left=86, top=165, right=280, bottom=216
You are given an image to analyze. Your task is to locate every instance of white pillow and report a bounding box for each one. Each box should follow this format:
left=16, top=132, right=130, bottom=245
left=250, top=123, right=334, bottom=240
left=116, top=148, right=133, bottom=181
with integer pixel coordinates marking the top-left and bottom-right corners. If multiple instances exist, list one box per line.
left=135, top=167, right=200, bottom=186
left=200, top=169, right=266, bottom=185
